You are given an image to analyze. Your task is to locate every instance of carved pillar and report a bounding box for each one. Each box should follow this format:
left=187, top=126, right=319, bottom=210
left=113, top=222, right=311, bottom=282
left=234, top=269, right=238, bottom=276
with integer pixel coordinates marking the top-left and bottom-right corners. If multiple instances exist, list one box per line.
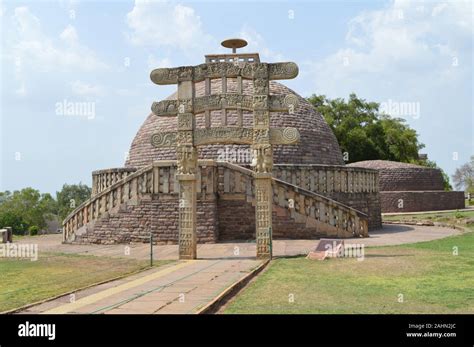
left=252, top=63, right=273, bottom=259
left=177, top=173, right=197, bottom=259
left=255, top=173, right=272, bottom=259
left=177, top=78, right=197, bottom=259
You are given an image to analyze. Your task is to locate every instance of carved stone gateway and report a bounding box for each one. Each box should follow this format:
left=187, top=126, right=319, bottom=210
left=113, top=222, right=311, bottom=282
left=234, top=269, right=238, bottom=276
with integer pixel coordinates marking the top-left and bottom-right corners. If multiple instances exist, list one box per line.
left=150, top=39, right=300, bottom=259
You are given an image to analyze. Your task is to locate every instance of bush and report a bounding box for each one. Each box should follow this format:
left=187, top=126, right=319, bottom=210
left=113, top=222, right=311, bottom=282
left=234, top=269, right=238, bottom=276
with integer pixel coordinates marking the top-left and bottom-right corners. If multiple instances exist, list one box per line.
left=28, top=225, right=40, bottom=236
left=0, top=211, right=28, bottom=234
left=454, top=211, right=464, bottom=219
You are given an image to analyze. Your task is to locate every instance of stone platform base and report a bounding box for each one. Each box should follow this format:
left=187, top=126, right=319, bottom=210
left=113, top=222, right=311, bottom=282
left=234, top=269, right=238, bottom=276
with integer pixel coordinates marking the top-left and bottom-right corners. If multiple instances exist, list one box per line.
left=380, top=191, right=465, bottom=213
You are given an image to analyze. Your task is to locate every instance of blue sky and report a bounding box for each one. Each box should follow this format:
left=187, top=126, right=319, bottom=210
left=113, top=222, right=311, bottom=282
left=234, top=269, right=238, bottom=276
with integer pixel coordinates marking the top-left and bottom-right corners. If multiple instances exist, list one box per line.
left=1, top=0, right=472, bottom=194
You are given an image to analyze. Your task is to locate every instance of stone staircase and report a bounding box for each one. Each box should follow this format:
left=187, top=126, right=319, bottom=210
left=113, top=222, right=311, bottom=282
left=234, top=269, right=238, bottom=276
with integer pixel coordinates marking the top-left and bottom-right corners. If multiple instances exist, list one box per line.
left=218, top=162, right=368, bottom=239
left=63, top=164, right=155, bottom=243
left=63, top=161, right=369, bottom=244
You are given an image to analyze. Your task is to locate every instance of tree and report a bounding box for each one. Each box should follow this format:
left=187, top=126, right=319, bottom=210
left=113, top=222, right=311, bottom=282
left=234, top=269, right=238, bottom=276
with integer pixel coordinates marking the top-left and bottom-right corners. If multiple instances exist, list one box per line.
left=308, top=93, right=454, bottom=190
left=0, top=191, right=11, bottom=204
left=452, top=156, right=474, bottom=194
left=418, top=160, right=452, bottom=191
left=0, top=188, right=57, bottom=234
left=0, top=210, right=27, bottom=234
left=307, top=93, right=424, bottom=163
left=56, top=183, right=92, bottom=221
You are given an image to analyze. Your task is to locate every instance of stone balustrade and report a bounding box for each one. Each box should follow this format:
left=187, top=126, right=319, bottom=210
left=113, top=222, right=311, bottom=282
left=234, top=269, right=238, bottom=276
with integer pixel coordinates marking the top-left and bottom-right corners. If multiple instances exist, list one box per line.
left=217, top=162, right=368, bottom=237
left=64, top=165, right=153, bottom=242
left=272, top=178, right=368, bottom=237
left=273, top=164, right=379, bottom=194
left=64, top=161, right=218, bottom=242
left=92, top=168, right=138, bottom=195
left=64, top=161, right=373, bottom=243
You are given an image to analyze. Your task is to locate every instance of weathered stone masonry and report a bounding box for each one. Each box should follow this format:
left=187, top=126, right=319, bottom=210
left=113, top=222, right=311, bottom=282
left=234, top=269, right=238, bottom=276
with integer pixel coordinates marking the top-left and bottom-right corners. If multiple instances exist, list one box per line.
left=380, top=191, right=465, bottom=213
left=65, top=161, right=376, bottom=244
left=348, top=160, right=465, bottom=213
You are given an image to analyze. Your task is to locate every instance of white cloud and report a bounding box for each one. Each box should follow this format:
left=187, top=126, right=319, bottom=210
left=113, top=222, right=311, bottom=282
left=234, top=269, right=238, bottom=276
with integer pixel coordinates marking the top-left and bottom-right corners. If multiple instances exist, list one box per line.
left=125, top=0, right=213, bottom=55
left=147, top=54, right=171, bottom=69
left=2, top=6, right=109, bottom=99
left=238, top=24, right=285, bottom=61
left=58, top=0, right=80, bottom=9
left=431, top=3, right=448, bottom=17
left=60, top=25, right=78, bottom=45
left=308, top=0, right=472, bottom=97
left=71, top=80, right=105, bottom=97
left=7, top=6, right=108, bottom=73
left=304, top=0, right=473, bottom=177
left=125, top=2, right=286, bottom=63
left=15, top=83, right=27, bottom=96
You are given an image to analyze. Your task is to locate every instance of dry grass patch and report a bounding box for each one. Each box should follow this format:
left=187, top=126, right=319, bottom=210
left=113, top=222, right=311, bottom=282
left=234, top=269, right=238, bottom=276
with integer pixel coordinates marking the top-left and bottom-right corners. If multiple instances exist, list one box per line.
left=0, top=252, right=171, bottom=312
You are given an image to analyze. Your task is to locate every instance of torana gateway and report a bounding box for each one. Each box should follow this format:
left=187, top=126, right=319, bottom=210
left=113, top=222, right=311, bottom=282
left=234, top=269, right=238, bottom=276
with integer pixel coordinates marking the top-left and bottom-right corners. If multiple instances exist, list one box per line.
left=63, top=40, right=382, bottom=259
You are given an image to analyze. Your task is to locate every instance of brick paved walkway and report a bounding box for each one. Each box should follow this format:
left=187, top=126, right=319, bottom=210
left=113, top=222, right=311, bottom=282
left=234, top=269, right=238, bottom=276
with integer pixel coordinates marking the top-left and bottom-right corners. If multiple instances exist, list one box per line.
left=19, top=259, right=261, bottom=314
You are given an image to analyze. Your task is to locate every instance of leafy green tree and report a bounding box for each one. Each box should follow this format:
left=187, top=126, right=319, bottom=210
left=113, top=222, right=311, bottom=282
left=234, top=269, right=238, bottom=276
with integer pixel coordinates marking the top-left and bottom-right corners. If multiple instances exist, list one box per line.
left=0, top=188, right=57, bottom=234
left=308, top=93, right=454, bottom=190
left=379, top=116, right=423, bottom=163
left=0, top=191, right=11, bottom=204
left=307, top=93, right=424, bottom=163
left=416, top=160, right=452, bottom=191
left=0, top=210, right=27, bottom=234
left=56, top=183, right=91, bottom=221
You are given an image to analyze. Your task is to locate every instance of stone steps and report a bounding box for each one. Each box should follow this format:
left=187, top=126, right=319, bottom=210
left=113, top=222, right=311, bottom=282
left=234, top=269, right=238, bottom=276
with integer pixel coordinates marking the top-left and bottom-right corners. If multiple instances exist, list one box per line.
left=64, top=161, right=369, bottom=244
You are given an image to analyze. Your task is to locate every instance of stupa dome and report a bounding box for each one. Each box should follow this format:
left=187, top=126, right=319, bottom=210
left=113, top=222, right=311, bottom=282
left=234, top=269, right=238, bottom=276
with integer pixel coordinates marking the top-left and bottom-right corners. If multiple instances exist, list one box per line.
left=125, top=79, right=344, bottom=167
left=347, top=160, right=445, bottom=191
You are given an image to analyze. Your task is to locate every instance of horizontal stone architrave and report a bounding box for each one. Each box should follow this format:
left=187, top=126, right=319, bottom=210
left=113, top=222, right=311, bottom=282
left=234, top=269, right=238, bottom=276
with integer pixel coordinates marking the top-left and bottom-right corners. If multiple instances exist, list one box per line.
left=150, top=62, right=299, bottom=85
left=151, top=94, right=297, bottom=116
left=151, top=127, right=300, bottom=147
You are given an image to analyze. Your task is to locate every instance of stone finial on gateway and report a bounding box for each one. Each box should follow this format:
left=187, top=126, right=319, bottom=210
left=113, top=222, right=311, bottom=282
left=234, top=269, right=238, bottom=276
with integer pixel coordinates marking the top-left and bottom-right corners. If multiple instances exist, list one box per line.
left=221, top=38, right=248, bottom=53
left=205, top=38, right=260, bottom=64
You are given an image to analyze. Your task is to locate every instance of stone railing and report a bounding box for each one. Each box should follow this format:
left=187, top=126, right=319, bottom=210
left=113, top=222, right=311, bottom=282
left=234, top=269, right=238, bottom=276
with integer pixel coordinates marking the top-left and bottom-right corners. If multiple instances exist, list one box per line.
left=64, top=165, right=154, bottom=242
left=64, top=161, right=218, bottom=242
left=273, top=164, right=378, bottom=194
left=272, top=178, right=369, bottom=237
left=92, top=168, right=138, bottom=196
left=64, top=160, right=370, bottom=243
left=218, top=162, right=369, bottom=237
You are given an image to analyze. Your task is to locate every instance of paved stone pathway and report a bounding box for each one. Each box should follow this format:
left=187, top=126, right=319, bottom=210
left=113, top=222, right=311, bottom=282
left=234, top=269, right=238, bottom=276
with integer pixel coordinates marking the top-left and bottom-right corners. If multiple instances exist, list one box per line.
left=20, top=259, right=260, bottom=314
left=382, top=206, right=473, bottom=216
left=17, top=223, right=462, bottom=261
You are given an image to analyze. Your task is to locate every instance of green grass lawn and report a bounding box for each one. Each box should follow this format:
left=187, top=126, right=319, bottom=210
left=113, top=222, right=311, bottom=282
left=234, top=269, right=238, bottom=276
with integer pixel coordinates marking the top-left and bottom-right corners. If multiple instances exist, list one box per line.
left=0, top=252, right=170, bottom=312
left=224, top=213, right=474, bottom=314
